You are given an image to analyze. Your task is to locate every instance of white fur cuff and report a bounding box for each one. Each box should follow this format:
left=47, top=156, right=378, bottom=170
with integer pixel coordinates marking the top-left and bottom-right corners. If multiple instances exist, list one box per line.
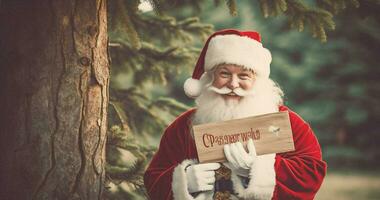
left=172, top=159, right=214, bottom=200
left=231, top=154, right=276, bottom=200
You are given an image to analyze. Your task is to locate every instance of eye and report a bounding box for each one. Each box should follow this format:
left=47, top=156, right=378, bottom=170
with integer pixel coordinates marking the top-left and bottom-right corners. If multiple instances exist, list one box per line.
left=220, top=71, right=231, bottom=78
left=238, top=73, right=251, bottom=80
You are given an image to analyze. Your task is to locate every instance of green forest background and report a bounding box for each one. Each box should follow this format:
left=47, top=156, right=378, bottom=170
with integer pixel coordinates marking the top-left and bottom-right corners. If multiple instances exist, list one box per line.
left=104, top=1, right=380, bottom=199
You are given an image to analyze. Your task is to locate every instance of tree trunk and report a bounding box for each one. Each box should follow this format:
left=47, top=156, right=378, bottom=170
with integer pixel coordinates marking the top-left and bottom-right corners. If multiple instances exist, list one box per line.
left=0, top=0, right=109, bottom=199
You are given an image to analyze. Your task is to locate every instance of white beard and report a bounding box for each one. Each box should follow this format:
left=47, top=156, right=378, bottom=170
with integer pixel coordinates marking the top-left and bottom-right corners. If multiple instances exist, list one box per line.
left=192, top=78, right=284, bottom=125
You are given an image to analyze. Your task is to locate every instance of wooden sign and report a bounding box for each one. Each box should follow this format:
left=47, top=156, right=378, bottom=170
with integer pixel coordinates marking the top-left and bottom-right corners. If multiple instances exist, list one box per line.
left=193, top=111, right=295, bottom=163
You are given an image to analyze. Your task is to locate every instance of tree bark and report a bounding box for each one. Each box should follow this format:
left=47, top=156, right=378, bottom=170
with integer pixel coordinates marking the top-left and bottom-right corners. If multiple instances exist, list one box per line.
left=0, top=0, right=109, bottom=199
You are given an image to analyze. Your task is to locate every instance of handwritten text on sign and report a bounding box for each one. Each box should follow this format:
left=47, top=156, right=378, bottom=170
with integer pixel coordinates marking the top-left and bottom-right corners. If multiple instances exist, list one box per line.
left=202, top=128, right=261, bottom=148
left=193, top=111, right=295, bottom=163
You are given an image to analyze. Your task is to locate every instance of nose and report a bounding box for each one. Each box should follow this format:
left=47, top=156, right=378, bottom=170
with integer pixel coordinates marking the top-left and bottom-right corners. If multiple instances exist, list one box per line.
left=227, top=75, right=239, bottom=90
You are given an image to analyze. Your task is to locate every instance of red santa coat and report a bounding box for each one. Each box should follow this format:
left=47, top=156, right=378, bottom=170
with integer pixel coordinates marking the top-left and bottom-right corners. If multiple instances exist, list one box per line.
left=144, top=106, right=327, bottom=200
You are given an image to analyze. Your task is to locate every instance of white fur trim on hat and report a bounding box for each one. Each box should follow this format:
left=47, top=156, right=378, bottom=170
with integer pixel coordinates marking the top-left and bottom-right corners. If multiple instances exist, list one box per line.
left=230, top=153, right=276, bottom=200
left=205, top=34, right=272, bottom=78
left=172, top=159, right=214, bottom=200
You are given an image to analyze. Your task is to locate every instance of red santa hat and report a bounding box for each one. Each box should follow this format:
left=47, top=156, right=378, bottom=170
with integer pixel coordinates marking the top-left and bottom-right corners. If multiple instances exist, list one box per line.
left=184, top=29, right=272, bottom=98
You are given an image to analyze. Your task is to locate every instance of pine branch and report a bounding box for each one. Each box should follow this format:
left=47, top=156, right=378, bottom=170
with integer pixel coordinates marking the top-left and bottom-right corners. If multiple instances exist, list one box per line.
left=109, top=101, right=131, bottom=131
left=259, top=0, right=287, bottom=17
left=131, top=14, right=213, bottom=44
left=149, top=97, right=190, bottom=116
left=286, top=0, right=335, bottom=42
left=107, top=125, right=156, bottom=159
left=111, top=88, right=169, bottom=135
left=105, top=125, right=156, bottom=199
left=106, top=160, right=144, bottom=181
left=226, top=0, right=238, bottom=16
left=110, top=41, right=199, bottom=86
left=316, top=0, right=360, bottom=14
left=256, top=0, right=355, bottom=41
left=112, top=0, right=142, bottom=49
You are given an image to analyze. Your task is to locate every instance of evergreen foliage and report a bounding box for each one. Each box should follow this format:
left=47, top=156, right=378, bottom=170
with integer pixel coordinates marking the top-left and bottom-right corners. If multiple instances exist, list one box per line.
left=256, top=0, right=358, bottom=42
left=264, top=0, right=380, bottom=168
left=104, top=126, right=155, bottom=200
left=105, top=0, right=209, bottom=198
left=304, top=1, right=380, bottom=167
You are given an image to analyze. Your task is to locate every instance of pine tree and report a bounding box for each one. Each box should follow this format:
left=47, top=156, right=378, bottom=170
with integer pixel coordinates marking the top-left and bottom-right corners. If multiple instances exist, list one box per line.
left=104, top=0, right=212, bottom=198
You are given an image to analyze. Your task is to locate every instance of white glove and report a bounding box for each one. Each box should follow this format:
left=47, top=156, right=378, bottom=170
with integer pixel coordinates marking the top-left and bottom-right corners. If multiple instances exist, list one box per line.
left=185, top=162, right=221, bottom=193
left=224, top=139, right=256, bottom=177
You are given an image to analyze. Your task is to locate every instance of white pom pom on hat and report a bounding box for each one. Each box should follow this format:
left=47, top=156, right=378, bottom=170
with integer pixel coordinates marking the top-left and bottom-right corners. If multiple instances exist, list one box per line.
left=184, top=78, right=202, bottom=98
left=183, top=29, right=272, bottom=98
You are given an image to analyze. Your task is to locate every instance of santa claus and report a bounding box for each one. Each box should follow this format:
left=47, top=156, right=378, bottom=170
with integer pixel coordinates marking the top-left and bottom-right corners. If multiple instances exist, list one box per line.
left=144, top=29, right=326, bottom=200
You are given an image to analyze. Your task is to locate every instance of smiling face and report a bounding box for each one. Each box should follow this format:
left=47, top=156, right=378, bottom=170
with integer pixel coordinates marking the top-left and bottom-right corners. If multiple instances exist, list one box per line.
left=193, top=63, right=284, bottom=125
left=212, top=64, right=256, bottom=101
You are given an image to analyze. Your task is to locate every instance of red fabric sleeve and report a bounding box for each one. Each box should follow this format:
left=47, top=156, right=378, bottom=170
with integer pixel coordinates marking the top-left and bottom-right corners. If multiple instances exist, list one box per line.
left=144, top=110, right=197, bottom=200
left=273, top=106, right=327, bottom=200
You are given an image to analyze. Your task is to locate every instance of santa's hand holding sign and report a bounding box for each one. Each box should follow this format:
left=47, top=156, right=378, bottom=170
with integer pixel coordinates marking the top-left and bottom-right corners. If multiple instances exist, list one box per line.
left=144, top=29, right=327, bottom=200
left=224, top=139, right=257, bottom=177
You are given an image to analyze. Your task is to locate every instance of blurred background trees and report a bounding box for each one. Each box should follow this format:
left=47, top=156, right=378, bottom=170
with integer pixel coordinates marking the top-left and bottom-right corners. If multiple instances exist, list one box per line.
left=104, top=0, right=380, bottom=199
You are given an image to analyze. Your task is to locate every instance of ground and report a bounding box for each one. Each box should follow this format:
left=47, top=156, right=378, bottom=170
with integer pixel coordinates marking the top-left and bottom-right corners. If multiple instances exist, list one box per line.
left=315, top=170, right=380, bottom=200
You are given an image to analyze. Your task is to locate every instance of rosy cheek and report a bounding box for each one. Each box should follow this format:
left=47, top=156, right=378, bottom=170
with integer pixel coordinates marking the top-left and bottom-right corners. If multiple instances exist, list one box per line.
left=242, top=81, right=253, bottom=90
left=212, top=78, right=225, bottom=88
left=249, top=83, right=255, bottom=90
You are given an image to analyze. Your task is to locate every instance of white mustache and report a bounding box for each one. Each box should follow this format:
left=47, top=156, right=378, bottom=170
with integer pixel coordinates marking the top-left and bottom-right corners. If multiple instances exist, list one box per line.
left=208, top=86, right=254, bottom=97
